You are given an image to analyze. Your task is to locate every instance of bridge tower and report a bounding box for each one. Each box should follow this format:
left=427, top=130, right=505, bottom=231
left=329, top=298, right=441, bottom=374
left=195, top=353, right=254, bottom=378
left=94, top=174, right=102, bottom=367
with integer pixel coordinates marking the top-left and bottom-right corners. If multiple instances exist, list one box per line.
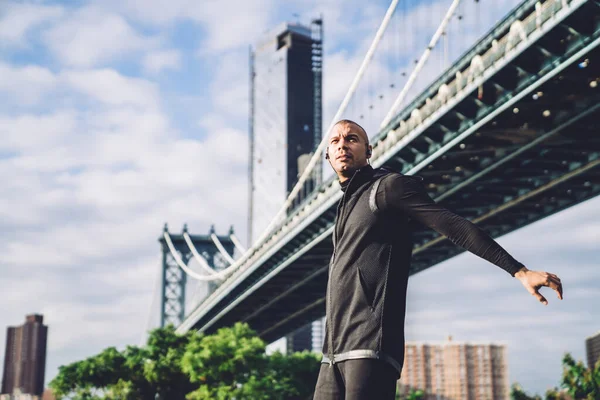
left=158, top=224, right=236, bottom=327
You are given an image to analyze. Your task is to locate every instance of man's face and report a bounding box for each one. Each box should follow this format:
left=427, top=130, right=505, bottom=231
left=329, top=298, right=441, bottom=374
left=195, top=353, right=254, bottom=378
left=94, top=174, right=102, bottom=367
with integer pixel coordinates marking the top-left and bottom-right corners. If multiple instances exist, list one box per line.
left=327, top=122, right=371, bottom=181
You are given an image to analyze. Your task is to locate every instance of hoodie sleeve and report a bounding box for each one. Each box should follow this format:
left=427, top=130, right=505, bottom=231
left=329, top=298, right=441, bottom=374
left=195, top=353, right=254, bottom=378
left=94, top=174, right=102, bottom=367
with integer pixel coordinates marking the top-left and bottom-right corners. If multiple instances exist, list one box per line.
left=380, top=173, right=525, bottom=276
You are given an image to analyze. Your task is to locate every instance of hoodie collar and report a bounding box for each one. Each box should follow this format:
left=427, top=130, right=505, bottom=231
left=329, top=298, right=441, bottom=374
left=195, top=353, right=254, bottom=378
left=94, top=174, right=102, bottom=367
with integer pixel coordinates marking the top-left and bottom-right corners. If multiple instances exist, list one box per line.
left=339, top=164, right=374, bottom=193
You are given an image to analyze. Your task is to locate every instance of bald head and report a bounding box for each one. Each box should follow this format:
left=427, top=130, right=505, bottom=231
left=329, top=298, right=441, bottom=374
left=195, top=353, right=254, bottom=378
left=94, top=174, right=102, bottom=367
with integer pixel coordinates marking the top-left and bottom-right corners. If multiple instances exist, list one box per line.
left=327, top=119, right=372, bottom=182
left=332, top=119, right=369, bottom=145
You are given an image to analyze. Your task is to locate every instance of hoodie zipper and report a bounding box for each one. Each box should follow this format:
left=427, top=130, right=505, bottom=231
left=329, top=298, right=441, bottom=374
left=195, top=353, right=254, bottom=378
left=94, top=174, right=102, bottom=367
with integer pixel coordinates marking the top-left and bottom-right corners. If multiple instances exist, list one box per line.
left=326, top=168, right=361, bottom=365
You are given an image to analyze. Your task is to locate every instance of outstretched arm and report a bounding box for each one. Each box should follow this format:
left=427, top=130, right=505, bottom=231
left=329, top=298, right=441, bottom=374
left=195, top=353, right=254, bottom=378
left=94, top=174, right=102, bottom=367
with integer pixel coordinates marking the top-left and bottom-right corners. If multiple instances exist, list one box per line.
left=381, top=174, right=563, bottom=304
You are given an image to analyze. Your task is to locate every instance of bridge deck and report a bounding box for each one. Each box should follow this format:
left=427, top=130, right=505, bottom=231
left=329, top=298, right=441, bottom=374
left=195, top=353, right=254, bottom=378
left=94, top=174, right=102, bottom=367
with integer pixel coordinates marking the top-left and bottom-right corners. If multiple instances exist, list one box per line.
left=178, top=0, right=600, bottom=340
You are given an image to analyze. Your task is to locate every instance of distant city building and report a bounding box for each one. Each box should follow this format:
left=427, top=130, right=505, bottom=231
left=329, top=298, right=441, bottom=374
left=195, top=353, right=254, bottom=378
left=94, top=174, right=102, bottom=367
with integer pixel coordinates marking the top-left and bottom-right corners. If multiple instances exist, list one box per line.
left=286, top=323, right=313, bottom=354
left=398, top=337, right=509, bottom=400
left=311, top=317, right=326, bottom=353
left=41, top=389, right=55, bottom=400
left=249, top=18, right=323, bottom=353
left=586, top=330, right=600, bottom=369
left=1, top=315, right=48, bottom=396
left=285, top=318, right=326, bottom=354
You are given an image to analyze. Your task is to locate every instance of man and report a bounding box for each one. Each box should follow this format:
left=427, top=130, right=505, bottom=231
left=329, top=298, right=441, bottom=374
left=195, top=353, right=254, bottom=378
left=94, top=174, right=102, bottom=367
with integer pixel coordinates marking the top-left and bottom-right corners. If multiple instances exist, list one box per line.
left=313, top=119, right=563, bottom=400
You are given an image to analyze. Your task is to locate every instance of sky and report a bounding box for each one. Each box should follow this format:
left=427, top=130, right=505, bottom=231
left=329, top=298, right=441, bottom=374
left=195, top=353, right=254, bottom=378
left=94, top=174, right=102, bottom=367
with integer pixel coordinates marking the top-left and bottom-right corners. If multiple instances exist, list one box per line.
left=0, top=0, right=598, bottom=396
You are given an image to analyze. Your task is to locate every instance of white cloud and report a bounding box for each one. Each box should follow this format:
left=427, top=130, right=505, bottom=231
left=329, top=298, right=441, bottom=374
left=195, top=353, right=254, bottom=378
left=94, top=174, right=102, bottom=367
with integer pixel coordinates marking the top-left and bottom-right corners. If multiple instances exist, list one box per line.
left=103, top=0, right=276, bottom=53
left=197, top=1, right=276, bottom=53
left=0, top=77, right=249, bottom=382
left=0, top=62, right=57, bottom=106
left=142, top=49, right=182, bottom=74
left=207, top=49, right=251, bottom=120
left=43, top=6, right=159, bottom=67
left=0, top=111, right=76, bottom=151
left=100, top=0, right=201, bottom=26
left=0, top=3, right=64, bottom=47
left=64, top=69, right=160, bottom=109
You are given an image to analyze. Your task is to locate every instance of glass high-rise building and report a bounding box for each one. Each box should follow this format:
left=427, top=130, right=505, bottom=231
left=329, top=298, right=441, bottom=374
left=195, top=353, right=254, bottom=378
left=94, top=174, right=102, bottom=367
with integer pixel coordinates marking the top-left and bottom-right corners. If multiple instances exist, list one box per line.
left=249, top=18, right=323, bottom=355
left=586, top=330, right=600, bottom=369
left=1, top=315, right=48, bottom=396
left=248, top=19, right=323, bottom=244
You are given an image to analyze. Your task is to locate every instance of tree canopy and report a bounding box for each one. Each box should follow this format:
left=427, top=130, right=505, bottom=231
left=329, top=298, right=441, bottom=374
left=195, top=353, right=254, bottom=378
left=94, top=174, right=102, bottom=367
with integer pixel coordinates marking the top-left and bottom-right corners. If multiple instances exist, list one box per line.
left=50, top=323, right=320, bottom=400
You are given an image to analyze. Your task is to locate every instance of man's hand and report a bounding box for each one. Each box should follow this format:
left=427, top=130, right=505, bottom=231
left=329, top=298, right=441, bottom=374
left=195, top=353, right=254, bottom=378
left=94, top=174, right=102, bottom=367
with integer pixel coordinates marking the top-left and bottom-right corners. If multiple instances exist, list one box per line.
left=514, top=266, right=563, bottom=305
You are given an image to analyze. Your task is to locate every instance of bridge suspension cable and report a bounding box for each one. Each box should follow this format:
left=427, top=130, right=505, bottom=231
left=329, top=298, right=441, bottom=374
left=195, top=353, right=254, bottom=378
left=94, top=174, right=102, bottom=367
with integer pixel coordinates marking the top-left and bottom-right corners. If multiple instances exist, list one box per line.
left=210, top=233, right=236, bottom=265
left=182, top=232, right=223, bottom=276
left=229, top=233, right=246, bottom=253
left=381, top=0, right=462, bottom=129
left=164, top=232, right=233, bottom=281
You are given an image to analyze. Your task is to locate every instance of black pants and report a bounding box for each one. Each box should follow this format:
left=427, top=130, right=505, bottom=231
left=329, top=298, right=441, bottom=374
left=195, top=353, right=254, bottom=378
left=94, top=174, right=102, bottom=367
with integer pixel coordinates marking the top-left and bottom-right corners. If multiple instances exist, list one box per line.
left=312, top=359, right=399, bottom=400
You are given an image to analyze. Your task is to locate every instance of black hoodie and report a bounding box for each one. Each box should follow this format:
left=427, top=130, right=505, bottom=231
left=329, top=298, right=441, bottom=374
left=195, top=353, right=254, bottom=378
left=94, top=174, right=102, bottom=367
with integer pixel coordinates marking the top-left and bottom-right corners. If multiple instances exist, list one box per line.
left=322, top=165, right=524, bottom=374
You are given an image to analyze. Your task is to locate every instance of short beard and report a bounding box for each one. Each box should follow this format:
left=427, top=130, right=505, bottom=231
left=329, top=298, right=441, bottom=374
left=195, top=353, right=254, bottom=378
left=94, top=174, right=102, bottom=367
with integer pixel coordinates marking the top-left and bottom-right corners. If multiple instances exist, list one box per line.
left=338, top=165, right=358, bottom=180
left=340, top=166, right=355, bottom=175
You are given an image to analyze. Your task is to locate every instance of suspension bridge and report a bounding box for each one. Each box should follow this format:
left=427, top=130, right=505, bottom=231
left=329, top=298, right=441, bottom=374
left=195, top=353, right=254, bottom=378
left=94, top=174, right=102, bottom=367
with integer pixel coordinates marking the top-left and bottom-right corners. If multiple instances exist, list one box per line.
left=155, top=0, right=600, bottom=344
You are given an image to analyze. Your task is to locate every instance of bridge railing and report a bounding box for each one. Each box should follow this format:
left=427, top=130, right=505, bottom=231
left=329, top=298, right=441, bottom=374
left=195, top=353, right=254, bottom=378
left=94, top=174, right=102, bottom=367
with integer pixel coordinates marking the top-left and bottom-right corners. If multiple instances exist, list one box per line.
left=374, top=0, right=545, bottom=142
left=370, top=0, right=575, bottom=162
left=181, top=0, right=583, bottom=330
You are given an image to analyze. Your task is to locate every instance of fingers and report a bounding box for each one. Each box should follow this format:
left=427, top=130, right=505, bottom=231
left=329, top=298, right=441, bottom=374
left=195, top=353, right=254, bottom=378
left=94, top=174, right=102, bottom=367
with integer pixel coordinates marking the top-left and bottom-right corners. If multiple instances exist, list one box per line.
left=532, top=289, right=548, bottom=306
left=544, top=272, right=563, bottom=300
left=554, top=280, right=563, bottom=300
left=548, top=273, right=561, bottom=282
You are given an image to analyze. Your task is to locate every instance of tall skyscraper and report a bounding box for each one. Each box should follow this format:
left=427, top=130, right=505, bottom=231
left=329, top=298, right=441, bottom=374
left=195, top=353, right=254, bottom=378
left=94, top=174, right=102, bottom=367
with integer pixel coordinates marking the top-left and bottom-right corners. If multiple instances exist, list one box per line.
left=249, top=19, right=323, bottom=355
left=398, top=338, right=509, bottom=400
left=248, top=18, right=323, bottom=244
left=1, top=315, right=48, bottom=396
left=586, top=330, right=600, bottom=369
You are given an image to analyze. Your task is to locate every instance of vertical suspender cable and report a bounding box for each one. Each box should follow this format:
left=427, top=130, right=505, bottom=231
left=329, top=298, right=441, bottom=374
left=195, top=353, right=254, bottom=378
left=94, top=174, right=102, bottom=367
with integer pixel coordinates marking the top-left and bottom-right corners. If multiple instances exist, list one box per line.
left=229, top=234, right=247, bottom=254
left=380, top=0, right=462, bottom=129
left=182, top=232, right=222, bottom=275
left=210, top=233, right=236, bottom=265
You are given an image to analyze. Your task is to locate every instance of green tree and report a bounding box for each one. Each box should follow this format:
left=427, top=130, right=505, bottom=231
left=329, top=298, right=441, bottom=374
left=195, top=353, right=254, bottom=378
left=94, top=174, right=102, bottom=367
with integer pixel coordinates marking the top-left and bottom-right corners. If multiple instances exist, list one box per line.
left=181, top=322, right=320, bottom=399
left=543, top=388, right=571, bottom=400
left=51, top=323, right=321, bottom=400
left=266, top=351, right=321, bottom=398
left=50, top=325, right=197, bottom=400
left=511, top=383, right=542, bottom=400
left=561, top=353, right=600, bottom=400
left=395, top=389, right=424, bottom=400
left=405, top=389, right=425, bottom=400
left=50, top=347, right=126, bottom=399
